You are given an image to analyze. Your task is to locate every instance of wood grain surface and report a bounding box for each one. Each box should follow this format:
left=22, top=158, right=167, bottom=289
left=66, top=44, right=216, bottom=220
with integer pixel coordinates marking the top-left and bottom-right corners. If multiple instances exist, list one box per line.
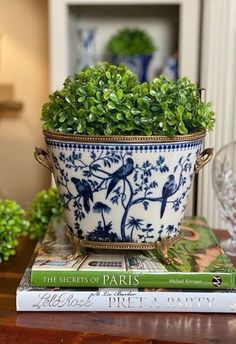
left=0, top=231, right=236, bottom=344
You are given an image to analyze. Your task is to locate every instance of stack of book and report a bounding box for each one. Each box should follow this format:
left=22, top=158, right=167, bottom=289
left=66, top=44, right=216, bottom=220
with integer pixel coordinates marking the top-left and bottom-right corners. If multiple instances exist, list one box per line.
left=16, top=217, right=236, bottom=313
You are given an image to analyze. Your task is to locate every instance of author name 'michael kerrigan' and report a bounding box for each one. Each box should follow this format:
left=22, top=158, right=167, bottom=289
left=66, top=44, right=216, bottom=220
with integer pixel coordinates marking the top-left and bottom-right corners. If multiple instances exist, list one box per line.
left=169, top=278, right=202, bottom=285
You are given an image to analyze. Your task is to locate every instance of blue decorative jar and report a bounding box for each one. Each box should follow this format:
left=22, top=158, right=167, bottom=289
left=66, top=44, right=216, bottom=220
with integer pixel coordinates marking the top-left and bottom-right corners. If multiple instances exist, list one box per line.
left=113, top=54, right=152, bottom=82
left=35, top=131, right=212, bottom=257
left=76, top=27, right=96, bottom=71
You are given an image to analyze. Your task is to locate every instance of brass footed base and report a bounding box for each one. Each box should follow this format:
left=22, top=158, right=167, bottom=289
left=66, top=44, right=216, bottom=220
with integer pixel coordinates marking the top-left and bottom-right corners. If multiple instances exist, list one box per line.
left=65, top=227, right=181, bottom=265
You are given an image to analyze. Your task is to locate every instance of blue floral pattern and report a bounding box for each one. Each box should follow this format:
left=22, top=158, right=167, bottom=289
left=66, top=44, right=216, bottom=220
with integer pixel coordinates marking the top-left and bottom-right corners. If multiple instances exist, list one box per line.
left=47, top=139, right=203, bottom=243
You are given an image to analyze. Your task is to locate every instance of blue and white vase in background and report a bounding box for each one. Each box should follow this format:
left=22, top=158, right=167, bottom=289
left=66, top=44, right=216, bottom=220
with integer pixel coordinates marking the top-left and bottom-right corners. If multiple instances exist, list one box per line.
left=35, top=131, right=212, bottom=253
left=113, top=54, right=152, bottom=82
left=162, top=56, right=178, bottom=81
left=77, top=28, right=96, bottom=70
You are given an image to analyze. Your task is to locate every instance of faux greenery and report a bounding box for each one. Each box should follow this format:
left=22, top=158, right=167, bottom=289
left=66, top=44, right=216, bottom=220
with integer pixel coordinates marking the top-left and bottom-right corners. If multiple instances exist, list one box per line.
left=42, top=62, right=215, bottom=136
left=26, top=188, right=63, bottom=240
left=0, top=188, right=63, bottom=263
left=0, top=200, right=29, bottom=262
left=107, top=28, right=156, bottom=56
left=136, top=76, right=215, bottom=136
left=42, top=63, right=139, bottom=135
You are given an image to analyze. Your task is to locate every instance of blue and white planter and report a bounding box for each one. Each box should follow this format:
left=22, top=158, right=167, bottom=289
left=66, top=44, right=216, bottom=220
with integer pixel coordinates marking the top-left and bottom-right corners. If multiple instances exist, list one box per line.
left=35, top=131, right=212, bottom=252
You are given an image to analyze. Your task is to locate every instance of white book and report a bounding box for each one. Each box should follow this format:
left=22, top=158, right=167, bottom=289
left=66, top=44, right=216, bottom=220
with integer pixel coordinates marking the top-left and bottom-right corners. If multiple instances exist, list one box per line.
left=16, top=269, right=236, bottom=313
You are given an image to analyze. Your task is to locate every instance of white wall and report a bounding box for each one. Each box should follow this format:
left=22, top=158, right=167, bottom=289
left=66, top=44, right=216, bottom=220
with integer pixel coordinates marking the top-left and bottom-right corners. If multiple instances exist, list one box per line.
left=198, top=0, right=236, bottom=229
left=0, top=0, right=50, bottom=207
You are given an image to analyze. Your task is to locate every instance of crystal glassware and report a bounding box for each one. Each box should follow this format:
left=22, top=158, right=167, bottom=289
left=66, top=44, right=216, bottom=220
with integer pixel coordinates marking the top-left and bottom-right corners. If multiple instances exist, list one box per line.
left=212, top=141, right=236, bottom=255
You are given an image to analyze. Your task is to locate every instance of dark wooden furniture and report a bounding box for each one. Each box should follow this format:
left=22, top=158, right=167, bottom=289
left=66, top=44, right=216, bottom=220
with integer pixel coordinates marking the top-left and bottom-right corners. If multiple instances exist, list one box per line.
left=0, top=231, right=236, bottom=344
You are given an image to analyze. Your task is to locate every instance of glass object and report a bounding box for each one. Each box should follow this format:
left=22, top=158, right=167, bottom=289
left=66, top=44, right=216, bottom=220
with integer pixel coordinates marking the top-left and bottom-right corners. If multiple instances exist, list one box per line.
left=212, top=141, right=236, bottom=255
left=77, top=27, right=96, bottom=71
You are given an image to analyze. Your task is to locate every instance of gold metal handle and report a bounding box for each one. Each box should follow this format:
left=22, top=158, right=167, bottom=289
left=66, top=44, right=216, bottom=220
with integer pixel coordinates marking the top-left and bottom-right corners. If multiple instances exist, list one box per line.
left=194, top=147, right=213, bottom=173
left=34, top=147, right=53, bottom=172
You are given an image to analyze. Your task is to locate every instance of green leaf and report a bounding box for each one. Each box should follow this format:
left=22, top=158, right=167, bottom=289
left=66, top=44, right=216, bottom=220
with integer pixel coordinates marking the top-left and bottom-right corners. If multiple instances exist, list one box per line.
left=78, top=95, right=86, bottom=102
left=97, top=104, right=105, bottom=113
left=110, top=93, right=118, bottom=102
left=107, top=102, right=116, bottom=110
left=178, top=122, right=188, bottom=135
left=91, top=106, right=98, bottom=114
left=103, top=89, right=110, bottom=100
left=150, top=90, right=156, bottom=97
left=116, top=113, right=124, bottom=120
left=88, top=113, right=96, bottom=122
left=105, top=71, right=111, bottom=79
left=59, top=114, right=65, bottom=123
left=177, top=105, right=184, bottom=121
left=96, top=91, right=102, bottom=100
left=77, top=120, right=86, bottom=133
left=116, top=89, right=123, bottom=100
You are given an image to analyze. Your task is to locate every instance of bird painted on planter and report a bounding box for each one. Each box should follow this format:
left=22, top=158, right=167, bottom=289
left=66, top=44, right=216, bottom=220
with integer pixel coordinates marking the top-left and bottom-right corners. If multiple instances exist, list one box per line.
left=71, top=177, right=93, bottom=213
left=160, top=174, right=177, bottom=218
left=106, top=158, right=134, bottom=198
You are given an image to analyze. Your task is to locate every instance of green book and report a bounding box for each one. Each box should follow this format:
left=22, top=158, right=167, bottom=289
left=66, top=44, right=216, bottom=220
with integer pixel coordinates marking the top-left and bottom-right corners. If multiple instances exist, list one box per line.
left=31, top=218, right=235, bottom=289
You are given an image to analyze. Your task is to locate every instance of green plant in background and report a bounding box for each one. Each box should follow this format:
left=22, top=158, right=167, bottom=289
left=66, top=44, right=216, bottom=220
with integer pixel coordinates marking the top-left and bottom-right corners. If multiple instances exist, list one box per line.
left=26, top=188, right=63, bottom=240
left=0, top=200, right=29, bottom=262
left=107, top=28, right=156, bottom=56
left=42, top=62, right=215, bottom=136
left=0, top=188, right=63, bottom=263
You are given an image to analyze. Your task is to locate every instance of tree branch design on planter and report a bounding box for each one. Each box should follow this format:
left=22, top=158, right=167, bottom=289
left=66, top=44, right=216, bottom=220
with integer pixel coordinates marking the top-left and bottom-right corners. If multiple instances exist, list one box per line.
left=51, top=146, right=193, bottom=243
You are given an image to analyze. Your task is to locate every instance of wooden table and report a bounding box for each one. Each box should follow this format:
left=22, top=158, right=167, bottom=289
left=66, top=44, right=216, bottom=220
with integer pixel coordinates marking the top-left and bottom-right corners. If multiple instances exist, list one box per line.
left=0, top=231, right=236, bottom=344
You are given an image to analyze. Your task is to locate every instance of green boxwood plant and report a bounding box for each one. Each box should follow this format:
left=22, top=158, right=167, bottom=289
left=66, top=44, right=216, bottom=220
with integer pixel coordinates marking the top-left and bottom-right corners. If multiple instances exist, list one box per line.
left=26, top=188, right=63, bottom=240
left=107, top=28, right=156, bottom=56
left=136, top=76, right=215, bottom=136
left=0, top=188, right=63, bottom=262
left=0, top=200, right=29, bottom=262
left=42, top=62, right=215, bottom=136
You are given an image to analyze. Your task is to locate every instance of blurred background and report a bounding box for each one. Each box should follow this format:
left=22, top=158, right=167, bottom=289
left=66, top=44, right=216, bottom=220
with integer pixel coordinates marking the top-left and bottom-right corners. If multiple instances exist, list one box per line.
left=0, top=0, right=236, bottom=230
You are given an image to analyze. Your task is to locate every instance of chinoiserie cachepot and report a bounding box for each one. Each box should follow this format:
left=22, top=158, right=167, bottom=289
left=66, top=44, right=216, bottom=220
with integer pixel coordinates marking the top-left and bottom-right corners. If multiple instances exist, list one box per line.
left=35, top=130, right=212, bottom=251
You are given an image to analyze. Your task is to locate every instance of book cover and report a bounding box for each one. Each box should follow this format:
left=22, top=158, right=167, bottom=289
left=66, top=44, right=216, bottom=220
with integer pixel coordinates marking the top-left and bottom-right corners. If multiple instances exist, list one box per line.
left=17, top=268, right=236, bottom=313
left=31, top=218, right=235, bottom=289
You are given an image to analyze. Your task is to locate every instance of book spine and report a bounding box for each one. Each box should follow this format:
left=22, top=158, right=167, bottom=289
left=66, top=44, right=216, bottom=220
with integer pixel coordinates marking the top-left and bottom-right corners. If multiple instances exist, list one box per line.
left=16, top=289, right=236, bottom=312
left=31, top=270, right=235, bottom=289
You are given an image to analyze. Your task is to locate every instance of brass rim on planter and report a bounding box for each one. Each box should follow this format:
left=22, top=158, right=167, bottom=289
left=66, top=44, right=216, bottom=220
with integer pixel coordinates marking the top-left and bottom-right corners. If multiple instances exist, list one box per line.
left=35, top=130, right=213, bottom=173
left=43, top=129, right=206, bottom=143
